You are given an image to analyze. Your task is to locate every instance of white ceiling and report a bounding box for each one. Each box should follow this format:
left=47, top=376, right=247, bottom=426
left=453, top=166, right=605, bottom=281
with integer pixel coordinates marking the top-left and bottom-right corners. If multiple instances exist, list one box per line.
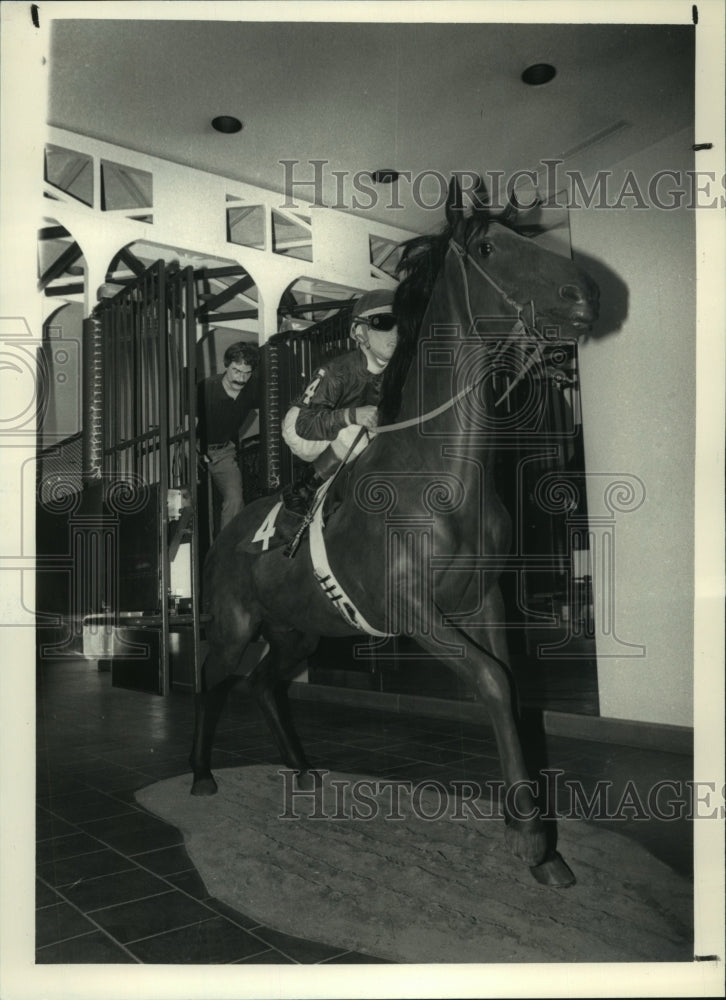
left=47, top=16, right=695, bottom=234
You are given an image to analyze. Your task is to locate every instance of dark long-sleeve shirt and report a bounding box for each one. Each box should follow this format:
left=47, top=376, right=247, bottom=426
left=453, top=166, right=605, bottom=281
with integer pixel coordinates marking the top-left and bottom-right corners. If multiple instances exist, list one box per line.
left=291, top=349, right=384, bottom=441
left=196, top=373, right=260, bottom=453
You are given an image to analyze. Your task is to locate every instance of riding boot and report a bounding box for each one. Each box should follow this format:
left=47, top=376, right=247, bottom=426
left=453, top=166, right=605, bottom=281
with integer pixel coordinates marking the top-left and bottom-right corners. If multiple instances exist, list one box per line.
left=282, top=445, right=341, bottom=518
left=312, top=444, right=342, bottom=481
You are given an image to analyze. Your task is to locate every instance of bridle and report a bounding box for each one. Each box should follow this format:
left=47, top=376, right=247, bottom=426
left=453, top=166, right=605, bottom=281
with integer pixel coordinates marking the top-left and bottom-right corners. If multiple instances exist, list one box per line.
left=375, top=233, right=543, bottom=433
left=292, top=234, right=546, bottom=554
left=447, top=232, right=545, bottom=342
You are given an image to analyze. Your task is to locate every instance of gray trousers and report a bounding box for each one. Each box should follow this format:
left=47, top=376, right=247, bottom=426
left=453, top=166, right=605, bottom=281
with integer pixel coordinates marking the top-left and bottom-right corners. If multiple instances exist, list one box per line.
left=207, top=442, right=243, bottom=530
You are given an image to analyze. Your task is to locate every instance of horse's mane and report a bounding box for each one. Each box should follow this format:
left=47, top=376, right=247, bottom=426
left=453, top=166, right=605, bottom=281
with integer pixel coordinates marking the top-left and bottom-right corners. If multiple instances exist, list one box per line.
left=378, top=209, right=552, bottom=425
left=378, top=228, right=451, bottom=425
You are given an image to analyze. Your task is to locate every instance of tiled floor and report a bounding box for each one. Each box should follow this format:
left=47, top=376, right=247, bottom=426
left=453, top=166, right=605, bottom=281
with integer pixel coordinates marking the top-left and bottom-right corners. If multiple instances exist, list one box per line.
left=36, top=659, right=693, bottom=964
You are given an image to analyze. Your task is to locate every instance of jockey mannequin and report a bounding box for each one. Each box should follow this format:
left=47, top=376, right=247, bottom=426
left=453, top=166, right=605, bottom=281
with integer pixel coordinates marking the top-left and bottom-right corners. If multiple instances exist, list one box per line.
left=282, top=288, right=398, bottom=518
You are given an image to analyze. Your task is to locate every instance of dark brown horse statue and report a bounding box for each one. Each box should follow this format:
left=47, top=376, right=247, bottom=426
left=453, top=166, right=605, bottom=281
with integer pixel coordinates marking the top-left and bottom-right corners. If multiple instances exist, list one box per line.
left=189, top=177, right=599, bottom=887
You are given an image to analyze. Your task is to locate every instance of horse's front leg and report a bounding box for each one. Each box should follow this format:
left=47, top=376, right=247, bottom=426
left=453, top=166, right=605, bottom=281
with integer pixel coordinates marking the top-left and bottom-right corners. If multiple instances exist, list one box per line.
left=249, top=627, right=320, bottom=788
left=429, top=592, right=574, bottom=886
left=474, top=653, right=548, bottom=865
left=472, top=645, right=575, bottom=884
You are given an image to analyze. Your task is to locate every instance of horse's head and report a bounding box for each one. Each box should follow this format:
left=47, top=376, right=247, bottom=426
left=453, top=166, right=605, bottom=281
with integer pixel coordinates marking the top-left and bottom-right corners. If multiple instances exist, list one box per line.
left=445, top=177, right=600, bottom=336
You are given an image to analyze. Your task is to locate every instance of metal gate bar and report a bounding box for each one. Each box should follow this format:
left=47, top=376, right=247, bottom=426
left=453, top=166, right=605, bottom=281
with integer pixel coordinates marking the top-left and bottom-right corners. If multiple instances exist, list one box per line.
left=260, top=305, right=354, bottom=492
left=96, top=260, right=201, bottom=695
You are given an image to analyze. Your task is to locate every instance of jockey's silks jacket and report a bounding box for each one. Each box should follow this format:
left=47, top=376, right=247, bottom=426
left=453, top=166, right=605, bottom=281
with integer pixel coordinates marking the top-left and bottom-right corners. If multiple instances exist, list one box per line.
left=291, top=348, right=385, bottom=441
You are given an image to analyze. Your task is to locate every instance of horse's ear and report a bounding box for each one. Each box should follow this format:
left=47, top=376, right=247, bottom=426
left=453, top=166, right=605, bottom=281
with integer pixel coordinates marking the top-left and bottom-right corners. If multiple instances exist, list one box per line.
left=468, top=176, right=490, bottom=218
left=500, top=177, right=542, bottom=225
left=445, top=176, right=464, bottom=227
left=499, top=197, right=519, bottom=227
left=446, top=175, right=490, bottom=226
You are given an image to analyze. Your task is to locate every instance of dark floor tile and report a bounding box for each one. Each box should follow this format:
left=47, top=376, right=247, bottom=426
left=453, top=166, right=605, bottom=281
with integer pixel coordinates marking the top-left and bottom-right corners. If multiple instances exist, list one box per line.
left=324, top=731, right=398, bottom=750
left=39, top=788, right=138, bottom=825
left=314, top=753, right=377, bottom=774
left=213, top=751, right=270, bottom=769
left=36, top=774, right=89, bottom=799
left=432, top=734, right=499, bottom=755
left=216, top=717, right=270, bottom=736
left=74, top=807, right=150, bottom=834
left=352, top=750, right=424, bottom=774
left=126, top=915, right=270, bottom=964
left=213, top=733, right=276, bottom=753
left=36, top=812, right=81, bottom=842
left=104, top=781, right=157, bottom=804
left=251, top=926, right=349, bottom=964
left=373, top=762, right=449, bottom=784
left=435, top=756, right=504, bottom=784
left=37, top=847, right=137, bottom=888
left=293, top=738, right=339, bottom=755
left=61, top=866, right=173, bottom=913
left=80, top=809, right=183, bottom=855
left=72, top=761, right=144, bottom=788
left=40, top=752, right=113, bottom=774
left=235, top=948, right=295, bottom=963
left=36, top=879, right=61, bottom=909
left=35, top=901, right=98, bottom=948
left=134, top=844, right=195, bottom=877
left=91, top=889, right=213, bottom=944
left=131, top=755, right=194, bottom=781
left=211, top=748, right=254, bottom=767
left=165, top=867, right=212, bottom=900
left=36, top=930, right=137, bottom=964
left=100, top=747, right=187, bottom=770
left=321, top=949, right=394, bottom=963
left=205, top=897, right=262, bottom=930
left=36, top=831, right=108, bottom=866
left=382, top=740, right=482, bottom=766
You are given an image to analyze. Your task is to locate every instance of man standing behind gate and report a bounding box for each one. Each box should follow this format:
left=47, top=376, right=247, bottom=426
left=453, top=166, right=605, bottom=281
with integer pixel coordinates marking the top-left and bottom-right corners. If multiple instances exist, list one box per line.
left=197, top=342, right=260, bottom=532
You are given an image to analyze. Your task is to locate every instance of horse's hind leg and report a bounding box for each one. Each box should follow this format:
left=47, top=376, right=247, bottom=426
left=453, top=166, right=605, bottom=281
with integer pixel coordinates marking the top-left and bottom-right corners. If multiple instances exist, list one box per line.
left=248, top=627, right=319, bottom=780
left=190, top=615, right=259, bottom=795
left=189, top=664, right=245, bottom=796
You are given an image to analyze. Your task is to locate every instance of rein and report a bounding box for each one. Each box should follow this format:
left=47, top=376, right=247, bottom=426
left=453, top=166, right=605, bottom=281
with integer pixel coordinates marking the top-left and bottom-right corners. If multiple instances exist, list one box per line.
left=375, top=238, right=542, bottom=434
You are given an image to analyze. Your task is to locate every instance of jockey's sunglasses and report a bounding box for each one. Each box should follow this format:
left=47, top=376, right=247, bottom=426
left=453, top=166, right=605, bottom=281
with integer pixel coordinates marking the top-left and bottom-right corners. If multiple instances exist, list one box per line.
left=355, top=312, right=397, bottom=332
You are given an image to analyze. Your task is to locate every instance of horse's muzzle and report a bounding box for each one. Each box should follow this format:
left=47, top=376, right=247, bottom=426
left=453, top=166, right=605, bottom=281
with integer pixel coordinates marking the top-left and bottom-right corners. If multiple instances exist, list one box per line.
left=556, top=282, right=599, bottom=330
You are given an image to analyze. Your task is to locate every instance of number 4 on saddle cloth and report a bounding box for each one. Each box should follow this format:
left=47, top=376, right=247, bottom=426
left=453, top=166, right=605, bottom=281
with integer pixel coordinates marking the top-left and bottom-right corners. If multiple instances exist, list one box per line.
left=238, top=464, right=352, bottom=558
left=236, top=465, right=386, bottom=637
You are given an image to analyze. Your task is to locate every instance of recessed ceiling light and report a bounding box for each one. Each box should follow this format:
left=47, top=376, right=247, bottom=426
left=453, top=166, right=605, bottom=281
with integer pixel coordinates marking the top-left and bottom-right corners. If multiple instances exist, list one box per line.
left=521, top=63, right=557, bottom=86
left=212, top=116, right=243, bottom=134
left=371, top=169, right=400, bottom=184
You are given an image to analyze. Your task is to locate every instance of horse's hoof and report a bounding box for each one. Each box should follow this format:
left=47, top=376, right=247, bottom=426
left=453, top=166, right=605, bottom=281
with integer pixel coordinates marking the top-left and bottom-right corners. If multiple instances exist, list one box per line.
left=530, top=851, right=576, bottom=888
left=504, top=819, right=548, bottom=867
left=190, top=775, right=218, bottom=796
left=292, top=768, right=319, bottom=792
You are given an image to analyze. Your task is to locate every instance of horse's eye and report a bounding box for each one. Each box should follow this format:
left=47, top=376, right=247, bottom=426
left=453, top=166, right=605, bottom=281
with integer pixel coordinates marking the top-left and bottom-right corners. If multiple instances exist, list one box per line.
left=479, top=242, right=494, bottom=258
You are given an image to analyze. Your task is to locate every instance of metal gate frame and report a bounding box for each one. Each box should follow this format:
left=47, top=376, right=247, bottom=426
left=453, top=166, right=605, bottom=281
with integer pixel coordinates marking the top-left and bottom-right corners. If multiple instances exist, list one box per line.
left=87, top=260, right=202, bottom=695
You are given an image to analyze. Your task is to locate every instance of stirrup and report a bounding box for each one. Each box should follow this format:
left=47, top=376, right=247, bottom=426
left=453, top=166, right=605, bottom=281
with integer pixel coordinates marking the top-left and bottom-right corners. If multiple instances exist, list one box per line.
left=283, top=478, right=332, bottom=559
left=283, top=510, right=315, bottom=559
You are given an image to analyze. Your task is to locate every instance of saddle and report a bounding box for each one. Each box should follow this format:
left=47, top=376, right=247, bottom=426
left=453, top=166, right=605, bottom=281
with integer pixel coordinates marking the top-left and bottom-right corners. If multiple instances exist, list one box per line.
left=237, top=468, right=351, bottom=558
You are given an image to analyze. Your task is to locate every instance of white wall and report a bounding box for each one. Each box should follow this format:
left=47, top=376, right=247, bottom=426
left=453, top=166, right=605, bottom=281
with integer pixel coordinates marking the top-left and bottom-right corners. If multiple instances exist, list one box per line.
left=570, top=127, right=697, bottom=727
